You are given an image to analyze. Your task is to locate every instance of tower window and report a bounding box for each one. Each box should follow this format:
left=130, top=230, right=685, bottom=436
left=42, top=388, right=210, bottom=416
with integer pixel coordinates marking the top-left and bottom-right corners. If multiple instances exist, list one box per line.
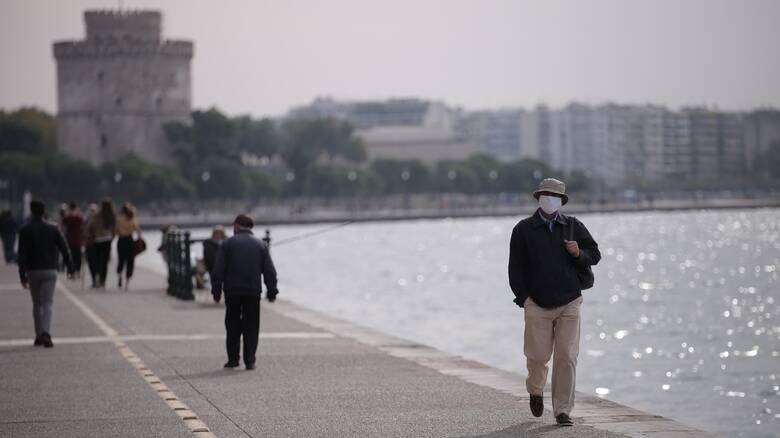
left=100, top=134, right=108, bottom=148
left=155, top=97, right=162, bottom=108
left=115, top=97, right=122, bottom=107
left=97, top=71, right=104, bottom=82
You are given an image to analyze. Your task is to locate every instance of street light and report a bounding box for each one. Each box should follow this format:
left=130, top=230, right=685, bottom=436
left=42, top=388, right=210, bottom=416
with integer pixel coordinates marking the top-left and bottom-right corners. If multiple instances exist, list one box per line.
left=114, top=171, right=122, bottom=183
left=201, top=170, right=211, bottom=183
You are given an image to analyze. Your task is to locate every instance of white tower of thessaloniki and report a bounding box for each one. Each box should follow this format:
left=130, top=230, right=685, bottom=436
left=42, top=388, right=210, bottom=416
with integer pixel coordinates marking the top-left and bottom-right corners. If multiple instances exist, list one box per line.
left=53, top=10, right=193, bottom=166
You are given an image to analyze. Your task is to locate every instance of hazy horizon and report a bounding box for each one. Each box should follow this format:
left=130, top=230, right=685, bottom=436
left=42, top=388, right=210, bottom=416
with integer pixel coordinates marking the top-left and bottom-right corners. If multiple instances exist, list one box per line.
left=1, top=0, right=779, bottom=118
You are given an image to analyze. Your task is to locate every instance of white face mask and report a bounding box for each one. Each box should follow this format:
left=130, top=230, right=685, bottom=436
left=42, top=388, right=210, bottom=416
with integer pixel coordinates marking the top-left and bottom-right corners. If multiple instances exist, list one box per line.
left=539, top=195, right=562, bottom=214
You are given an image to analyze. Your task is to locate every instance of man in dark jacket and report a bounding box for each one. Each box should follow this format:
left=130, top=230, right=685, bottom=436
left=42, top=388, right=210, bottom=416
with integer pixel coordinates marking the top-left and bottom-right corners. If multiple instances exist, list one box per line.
left=18, top=200, right=74, bottom=348
left=508, top=178, right=600, bottom=426
left=211, top=214, right=278, bottom=370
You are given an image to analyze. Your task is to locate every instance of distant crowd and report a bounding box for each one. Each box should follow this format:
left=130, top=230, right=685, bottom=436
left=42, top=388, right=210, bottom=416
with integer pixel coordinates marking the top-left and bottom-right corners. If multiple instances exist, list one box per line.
left=0, top=198, right=144, bottom=290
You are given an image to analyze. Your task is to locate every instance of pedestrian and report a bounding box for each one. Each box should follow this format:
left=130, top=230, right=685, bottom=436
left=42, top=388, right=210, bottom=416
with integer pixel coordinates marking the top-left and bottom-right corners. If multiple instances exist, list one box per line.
left=61, top=202, right=84, bottom=278
left=0, top=209, right=19, bottom=263
left=508, top=178, right=601, bottom=427
left=115, top=202, right=142, bottom=290
left=83, top=203, right=99, bottom=287
left=17, top=200, right=74, bottom=348
left=202, top=225, right=226, bottom=279
left=211, top=214, right=278, bottom=370
left=85, top=198, right=116, bottom=288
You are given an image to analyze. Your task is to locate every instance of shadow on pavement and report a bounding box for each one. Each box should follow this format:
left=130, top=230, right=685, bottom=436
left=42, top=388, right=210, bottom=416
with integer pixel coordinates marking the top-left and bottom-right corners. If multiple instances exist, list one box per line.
left=177, top=368, right=247, bottom=380
left=460, top=422, right=562, bottom=437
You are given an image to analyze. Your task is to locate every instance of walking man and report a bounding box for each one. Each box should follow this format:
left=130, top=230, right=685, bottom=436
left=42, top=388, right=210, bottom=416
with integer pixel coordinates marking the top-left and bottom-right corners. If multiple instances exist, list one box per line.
left=211, top=214, right=278, bottom=370
left=18, top=200, right=74, bottom=348
left=508, top=178, right=601, bottom=426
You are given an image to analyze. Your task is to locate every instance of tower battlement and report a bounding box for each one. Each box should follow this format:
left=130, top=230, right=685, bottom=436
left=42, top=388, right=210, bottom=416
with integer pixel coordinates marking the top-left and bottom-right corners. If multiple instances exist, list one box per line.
left=85, top=10, right=162, bottom=43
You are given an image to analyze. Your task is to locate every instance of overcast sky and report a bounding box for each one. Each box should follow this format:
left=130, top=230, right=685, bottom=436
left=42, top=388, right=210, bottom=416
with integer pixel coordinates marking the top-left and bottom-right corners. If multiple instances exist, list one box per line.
left=1, top=0, right=779, bottom=117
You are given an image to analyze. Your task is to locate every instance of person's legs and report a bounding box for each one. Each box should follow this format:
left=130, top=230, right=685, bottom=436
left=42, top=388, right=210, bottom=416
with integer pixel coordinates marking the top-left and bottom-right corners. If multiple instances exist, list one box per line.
left=69, top=244, right=82, bottom=273
left=241, top=296, right=261, bottom=366
left=97, top=241, right=111, bottom=286
left=85, top=244, right=98, bottom=286
left=551, top=296, right=582, bottom=416
left=116, top=238, right=127, bottom=277
left=524, top=298, right=556, bottom=396
left=2, top=234, right=14, bottom=263
left=224, top=297, right=241, bottom=364
left=28, top=270, right=57, bottom=339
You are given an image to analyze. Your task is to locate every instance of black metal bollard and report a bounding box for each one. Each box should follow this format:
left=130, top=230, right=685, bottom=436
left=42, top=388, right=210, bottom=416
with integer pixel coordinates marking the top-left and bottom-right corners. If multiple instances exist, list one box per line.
left=164, top=230, right=194, bottom=300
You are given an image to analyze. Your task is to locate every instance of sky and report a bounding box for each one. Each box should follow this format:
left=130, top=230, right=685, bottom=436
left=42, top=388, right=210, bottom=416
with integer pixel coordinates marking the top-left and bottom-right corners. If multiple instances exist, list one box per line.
left=1, top=0, right=779, bottom=118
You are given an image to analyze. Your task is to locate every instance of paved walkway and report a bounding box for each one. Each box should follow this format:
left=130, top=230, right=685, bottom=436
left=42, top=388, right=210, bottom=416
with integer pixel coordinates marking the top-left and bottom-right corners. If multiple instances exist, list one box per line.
left=0, top=264, right=715, bottom=437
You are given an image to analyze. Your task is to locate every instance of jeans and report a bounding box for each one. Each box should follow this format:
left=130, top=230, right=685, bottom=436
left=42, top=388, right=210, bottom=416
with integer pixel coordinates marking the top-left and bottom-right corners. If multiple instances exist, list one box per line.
left=28, top=270, right=57, bottom=336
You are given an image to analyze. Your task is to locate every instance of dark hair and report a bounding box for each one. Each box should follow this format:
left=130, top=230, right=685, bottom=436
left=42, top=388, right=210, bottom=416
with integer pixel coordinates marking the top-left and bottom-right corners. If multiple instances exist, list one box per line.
left=100, top=198, right=116, bottom=230
left=68, top=201, right=78, bottom=210
left=233, top=214, right=254, bottom=229
left=30, top=200, right=45, bottom=218
left=121, top=202, right=135, bottom=219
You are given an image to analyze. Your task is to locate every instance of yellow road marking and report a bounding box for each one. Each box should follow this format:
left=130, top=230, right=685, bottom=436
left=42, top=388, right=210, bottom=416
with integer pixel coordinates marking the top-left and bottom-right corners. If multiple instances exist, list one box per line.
left=58, top=283, right=216, bottom=438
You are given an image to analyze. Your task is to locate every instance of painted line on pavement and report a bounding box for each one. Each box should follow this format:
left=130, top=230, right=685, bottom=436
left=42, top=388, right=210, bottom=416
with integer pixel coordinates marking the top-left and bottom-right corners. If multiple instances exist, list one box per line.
left=0, top=331, right=335, bottom=347
left=57, top=282, right=216, bottom=438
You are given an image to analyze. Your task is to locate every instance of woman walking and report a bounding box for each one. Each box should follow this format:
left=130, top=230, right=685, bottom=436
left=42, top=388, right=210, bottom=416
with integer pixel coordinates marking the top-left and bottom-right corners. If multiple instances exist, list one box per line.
left=61, top=202, right=84, bottom=278
left=115, top=202, right=142, bottom=290
left=85, top=199, right=115, bottom=289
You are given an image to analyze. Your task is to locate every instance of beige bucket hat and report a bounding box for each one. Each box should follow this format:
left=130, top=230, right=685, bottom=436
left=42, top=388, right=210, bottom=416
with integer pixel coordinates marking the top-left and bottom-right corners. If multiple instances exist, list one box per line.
left=533, top=178, right=568, bottom=205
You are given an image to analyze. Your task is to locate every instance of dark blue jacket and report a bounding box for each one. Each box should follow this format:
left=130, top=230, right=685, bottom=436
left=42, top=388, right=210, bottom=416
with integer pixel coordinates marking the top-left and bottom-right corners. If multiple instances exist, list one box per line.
left=508, top=210, right=600, bottom=309
left=211, top=229, right=278, bottom=300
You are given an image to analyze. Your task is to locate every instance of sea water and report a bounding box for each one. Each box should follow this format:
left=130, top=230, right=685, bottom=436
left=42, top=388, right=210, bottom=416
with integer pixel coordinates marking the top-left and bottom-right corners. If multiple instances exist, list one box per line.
left=138, top=208, right=780, bottom=438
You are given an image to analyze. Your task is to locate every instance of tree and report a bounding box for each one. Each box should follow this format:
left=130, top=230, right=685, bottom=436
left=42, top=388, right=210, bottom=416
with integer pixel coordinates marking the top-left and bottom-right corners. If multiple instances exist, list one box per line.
left=370, top=159, right=430, bottom=194
left=280, top=118, right=366, bottom=194
left=499, top=159, right=552, bottom=193
left=0, top=107, right=56, bottom=154
left=234, top=116, right=279, bottom=158
left=0, top=152, right=46, bottom=193
left=45, top=154, right=101, bottom=201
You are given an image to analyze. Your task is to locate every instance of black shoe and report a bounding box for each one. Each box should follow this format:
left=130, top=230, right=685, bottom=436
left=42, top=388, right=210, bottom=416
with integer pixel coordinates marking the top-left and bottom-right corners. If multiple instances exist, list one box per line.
left=529, top=394, right=544, bottom=417
left=33, top=336, right=43, bottom=347
left=556, top=413, right=574, bottom=426
left=245, top=363, right=256, bottom=370
left=40, top=332, right=54, bottom=348
left=223, top=361, right=240, bottom=369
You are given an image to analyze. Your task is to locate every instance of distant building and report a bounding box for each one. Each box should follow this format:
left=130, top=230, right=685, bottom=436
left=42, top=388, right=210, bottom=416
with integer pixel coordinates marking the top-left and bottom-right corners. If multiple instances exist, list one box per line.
left=288, top=98, right=477, bottom=164
left=53, top=10, right=193, bottom=165
left=457, top=109, right=535, bottom=162
left=744, top=110, right=780, bottom=172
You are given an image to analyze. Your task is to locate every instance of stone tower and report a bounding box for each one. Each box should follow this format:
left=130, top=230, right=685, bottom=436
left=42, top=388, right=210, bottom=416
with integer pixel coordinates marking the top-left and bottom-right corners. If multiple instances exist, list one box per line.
left=53, top=10, right=193, bottom=166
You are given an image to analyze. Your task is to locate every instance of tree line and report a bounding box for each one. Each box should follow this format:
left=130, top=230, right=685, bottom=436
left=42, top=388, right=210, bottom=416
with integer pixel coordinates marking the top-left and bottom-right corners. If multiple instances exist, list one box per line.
left=0, top=107, right=590, bottom=205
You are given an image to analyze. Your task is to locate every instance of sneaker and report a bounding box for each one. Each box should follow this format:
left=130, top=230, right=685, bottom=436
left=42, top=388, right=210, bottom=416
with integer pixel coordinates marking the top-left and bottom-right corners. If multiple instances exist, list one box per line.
left=555, top=413, right=574, bottom=426
left=33, top=336, right=43, bottom=347
left=529, top=394, right=544, bottom=417
left=223, top=361, right=240, bottom=369
left=40, top=332, right=54, bottom=348
left=245, top=363, right=256, bottom=370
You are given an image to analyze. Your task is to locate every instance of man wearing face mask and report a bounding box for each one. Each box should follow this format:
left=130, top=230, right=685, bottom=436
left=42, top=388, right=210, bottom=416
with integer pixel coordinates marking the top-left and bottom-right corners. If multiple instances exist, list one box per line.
left=508, top=178, right=601, bottom=426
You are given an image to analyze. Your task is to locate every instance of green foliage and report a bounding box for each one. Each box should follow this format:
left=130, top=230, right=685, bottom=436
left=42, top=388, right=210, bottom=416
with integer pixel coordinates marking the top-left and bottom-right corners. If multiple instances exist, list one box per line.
left=0, top=152, right=46, bottom=193
left=45, top=154, right=101, bottom=200
left=235, top=116, right=279, bottom=158
left=101, top=154, right=194, bottom=203
left=370, top=159, right=431, bottom=193
left=244, top=171, right=282, bottom=199
left=196, top=158, right=246, bottom=199
left=0, top=107, right=55, bottom=155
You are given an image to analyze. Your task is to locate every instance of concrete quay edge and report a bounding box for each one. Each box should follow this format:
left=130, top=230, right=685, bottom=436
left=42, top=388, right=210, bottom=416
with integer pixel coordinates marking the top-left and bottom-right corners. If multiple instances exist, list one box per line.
left=271, top=299, right=721, bottom=438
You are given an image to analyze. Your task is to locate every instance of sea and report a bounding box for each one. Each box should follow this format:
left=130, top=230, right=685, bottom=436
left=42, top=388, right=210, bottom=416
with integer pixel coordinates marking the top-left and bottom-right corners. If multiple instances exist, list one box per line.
left=137, top=207, right=780, bottom=438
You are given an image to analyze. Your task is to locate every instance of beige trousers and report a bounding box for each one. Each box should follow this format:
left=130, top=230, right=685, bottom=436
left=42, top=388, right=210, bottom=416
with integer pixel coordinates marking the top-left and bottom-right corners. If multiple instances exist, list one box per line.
left=524, top=295, right=582, bottom=416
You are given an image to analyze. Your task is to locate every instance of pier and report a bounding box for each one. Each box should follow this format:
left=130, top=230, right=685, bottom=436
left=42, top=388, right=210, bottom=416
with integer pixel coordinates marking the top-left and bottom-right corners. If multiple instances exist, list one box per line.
left=0, top=264, right=717, bottom=437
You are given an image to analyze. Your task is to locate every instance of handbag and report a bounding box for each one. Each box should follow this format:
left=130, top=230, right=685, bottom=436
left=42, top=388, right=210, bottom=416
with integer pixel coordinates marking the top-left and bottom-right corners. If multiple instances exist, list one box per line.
left=569, top=219, right=594, bottom=290
left=132, top=237, right=147, bottom=256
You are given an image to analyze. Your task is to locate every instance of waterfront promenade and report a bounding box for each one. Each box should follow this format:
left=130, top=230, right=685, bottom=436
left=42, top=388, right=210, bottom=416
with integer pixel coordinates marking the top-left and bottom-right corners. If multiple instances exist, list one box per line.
left=0, top=264, right=715, bottom=437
